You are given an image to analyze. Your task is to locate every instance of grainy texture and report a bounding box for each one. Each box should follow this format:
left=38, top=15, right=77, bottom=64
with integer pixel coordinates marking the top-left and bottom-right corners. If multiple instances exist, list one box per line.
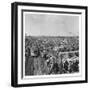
left=25, top=36, right=79, bottom=76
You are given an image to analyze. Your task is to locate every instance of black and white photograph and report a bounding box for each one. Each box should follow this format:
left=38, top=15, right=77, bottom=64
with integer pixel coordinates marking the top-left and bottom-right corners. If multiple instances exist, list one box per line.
left=11, top=2, right=88, bottom=87
left=25, top=13, right=79, bottom=76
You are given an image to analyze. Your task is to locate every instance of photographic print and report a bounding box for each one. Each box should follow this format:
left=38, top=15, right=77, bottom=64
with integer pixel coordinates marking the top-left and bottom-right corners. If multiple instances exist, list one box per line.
left=11, top=2, right=88, bottom=87
left=25, top=13, right=79, bottom=76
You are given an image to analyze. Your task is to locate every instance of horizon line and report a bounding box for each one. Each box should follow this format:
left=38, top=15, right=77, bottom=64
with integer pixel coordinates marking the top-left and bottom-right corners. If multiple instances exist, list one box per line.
left=25, top=35, right=79, bottom=37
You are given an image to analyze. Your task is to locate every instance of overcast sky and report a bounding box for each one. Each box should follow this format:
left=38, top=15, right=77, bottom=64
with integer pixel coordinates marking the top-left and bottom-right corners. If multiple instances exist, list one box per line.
left=25, top=13, right=79, bottom=36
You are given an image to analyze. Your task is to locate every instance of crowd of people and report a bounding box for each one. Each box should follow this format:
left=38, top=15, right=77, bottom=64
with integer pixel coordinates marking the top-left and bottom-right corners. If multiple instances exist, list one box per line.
left=25, top=36, right=79, bottom=75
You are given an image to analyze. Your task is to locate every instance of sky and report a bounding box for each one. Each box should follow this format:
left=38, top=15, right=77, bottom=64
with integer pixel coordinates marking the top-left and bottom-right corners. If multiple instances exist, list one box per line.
left=25, top=13, right=79, bottom=36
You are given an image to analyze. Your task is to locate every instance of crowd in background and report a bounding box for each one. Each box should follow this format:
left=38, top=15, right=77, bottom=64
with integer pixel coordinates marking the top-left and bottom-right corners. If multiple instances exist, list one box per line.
left=25, top=36, right=79, bottom=75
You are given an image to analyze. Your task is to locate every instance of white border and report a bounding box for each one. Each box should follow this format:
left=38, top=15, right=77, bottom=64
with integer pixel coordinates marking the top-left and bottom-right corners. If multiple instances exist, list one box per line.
left=23, top=12, right=81, bottom=79
left=18, top=5, right=85, bottom=84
